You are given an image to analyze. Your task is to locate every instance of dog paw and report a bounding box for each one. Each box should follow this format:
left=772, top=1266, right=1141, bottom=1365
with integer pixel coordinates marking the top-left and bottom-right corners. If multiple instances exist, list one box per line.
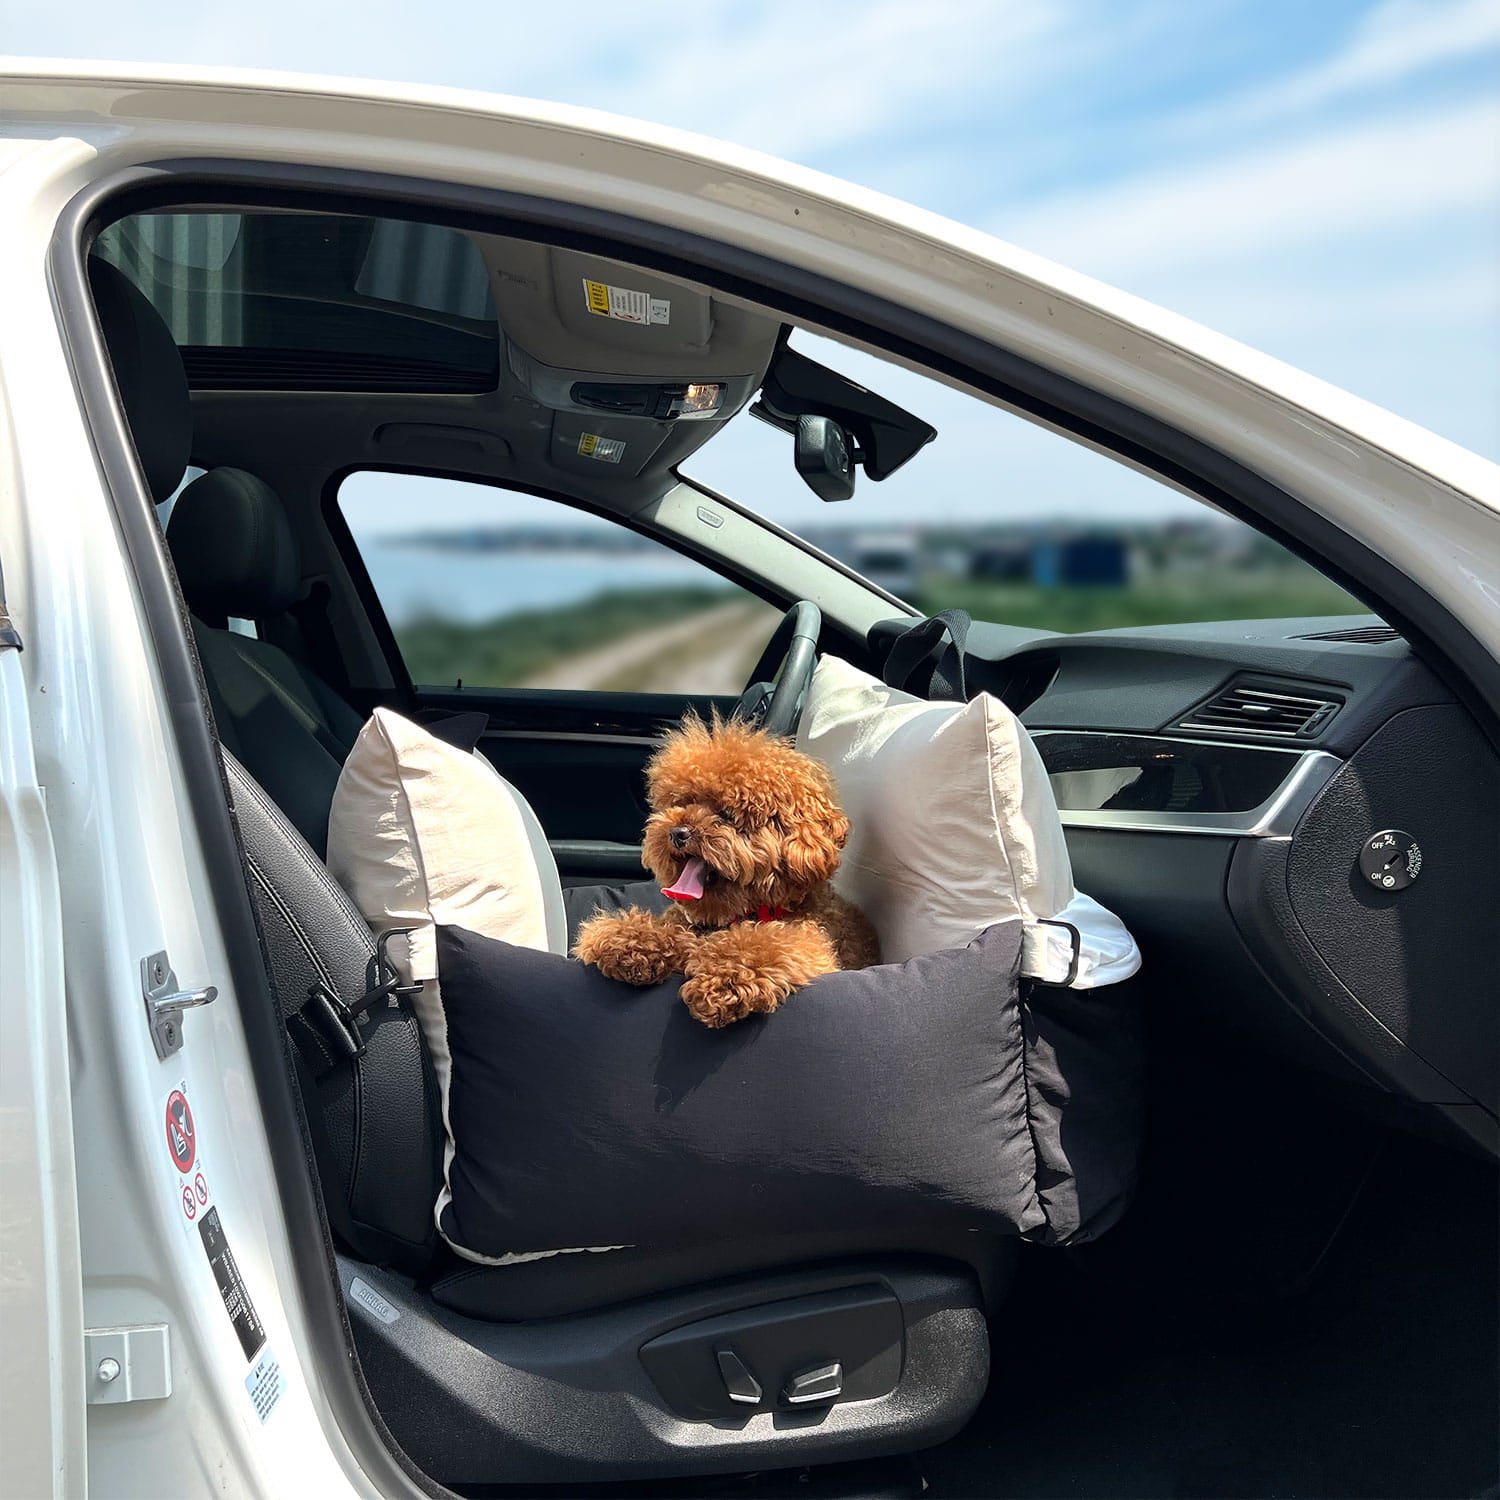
left=573, top=910, right=688, bottom=987
left=679, top=970, right=788, bottom=1028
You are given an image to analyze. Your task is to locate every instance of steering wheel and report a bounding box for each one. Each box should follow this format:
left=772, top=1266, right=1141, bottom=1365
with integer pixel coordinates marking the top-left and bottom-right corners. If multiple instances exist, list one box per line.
left=733, top=600, right=822, bottom=738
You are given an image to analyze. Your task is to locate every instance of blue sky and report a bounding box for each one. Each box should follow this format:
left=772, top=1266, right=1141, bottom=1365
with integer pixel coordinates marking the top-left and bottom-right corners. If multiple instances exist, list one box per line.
left=7, top=0, right=1499, bottom=529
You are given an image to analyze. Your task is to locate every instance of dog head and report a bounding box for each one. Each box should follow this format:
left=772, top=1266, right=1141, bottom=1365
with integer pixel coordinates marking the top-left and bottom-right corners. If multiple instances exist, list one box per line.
left=642, top=715, right=850, bottom=927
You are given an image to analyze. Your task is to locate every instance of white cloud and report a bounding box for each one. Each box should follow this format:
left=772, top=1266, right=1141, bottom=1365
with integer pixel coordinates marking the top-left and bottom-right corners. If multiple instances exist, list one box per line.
left=1194, top=0, right=1500, bottom=131
left=995, top=95, right=1500, bottom=278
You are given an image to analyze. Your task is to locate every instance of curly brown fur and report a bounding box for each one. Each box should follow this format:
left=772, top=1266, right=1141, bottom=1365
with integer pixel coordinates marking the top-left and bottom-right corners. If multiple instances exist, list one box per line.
left=573, top=714, right=880, bottom=1025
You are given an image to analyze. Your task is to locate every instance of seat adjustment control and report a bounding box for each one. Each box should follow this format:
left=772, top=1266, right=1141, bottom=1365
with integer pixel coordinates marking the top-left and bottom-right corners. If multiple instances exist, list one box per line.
left=715, top=1347, right=762, bottom=1406
left=783, top=1360, right=843, bottom=1406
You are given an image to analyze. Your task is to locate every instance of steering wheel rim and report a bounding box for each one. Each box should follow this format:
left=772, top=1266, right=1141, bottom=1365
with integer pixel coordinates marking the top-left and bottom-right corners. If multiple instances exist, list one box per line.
left=733, top=600, right=822, bottom=738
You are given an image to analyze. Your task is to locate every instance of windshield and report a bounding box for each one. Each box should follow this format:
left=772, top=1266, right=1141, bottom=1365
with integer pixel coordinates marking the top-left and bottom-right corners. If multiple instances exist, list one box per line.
left=684, top=331, right=1366, bottom=632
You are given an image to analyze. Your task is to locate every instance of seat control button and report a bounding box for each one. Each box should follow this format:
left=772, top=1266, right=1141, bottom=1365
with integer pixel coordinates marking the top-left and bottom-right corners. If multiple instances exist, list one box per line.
left=715, top=1347, right=762, bottom=1406
left=783, top=1360, right=843, bottom=1406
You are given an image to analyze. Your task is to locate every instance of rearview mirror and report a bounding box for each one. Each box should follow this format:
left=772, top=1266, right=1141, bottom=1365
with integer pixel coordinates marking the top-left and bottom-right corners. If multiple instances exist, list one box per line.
left=794, top=414, right=857, bottom=502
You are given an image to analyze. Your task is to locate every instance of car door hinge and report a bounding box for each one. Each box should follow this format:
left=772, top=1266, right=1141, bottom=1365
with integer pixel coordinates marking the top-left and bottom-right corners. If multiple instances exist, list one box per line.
left=85, top=1324, right=172, bottom=1404
left=142, top=950, right=217, bottom=1059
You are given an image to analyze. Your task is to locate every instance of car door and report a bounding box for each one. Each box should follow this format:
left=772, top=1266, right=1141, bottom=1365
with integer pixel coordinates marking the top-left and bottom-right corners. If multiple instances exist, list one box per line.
left=336, top=470, right=786, bottom=880
left=0, top=569, right=84, bottom=1499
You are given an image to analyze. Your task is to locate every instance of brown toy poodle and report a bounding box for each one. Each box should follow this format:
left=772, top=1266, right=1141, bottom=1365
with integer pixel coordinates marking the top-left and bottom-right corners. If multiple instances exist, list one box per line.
left=573, top=715, right=880, bottom=1026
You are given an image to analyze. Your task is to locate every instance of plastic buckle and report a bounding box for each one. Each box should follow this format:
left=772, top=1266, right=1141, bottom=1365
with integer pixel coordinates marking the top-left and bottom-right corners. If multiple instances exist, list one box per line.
left=309, top=980, right=367, bottom=1063
left=1032, top=918, right=1083, bottom=988
left=374, top=927, right=424, bottom=999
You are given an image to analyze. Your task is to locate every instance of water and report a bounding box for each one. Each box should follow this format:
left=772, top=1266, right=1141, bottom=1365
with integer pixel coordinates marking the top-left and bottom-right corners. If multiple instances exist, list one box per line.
left=358, top=540, right=727, bottom=626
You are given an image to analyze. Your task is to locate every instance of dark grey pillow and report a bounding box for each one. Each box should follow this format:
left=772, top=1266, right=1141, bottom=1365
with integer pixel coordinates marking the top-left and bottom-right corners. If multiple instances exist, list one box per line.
left=433, top=921, right=1142, bottom=1265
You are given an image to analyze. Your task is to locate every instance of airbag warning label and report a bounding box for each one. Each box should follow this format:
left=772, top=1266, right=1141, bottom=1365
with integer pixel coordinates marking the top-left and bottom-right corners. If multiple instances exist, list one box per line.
left=199, top=1206, right=266, bottom=1361
left=582, top=277, right=670, bottom=325
left=245, top=1346, right=286, bottom=1425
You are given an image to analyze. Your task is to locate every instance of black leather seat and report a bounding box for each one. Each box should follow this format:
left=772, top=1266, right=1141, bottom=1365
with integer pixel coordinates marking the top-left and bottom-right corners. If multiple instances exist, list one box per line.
left=167, top=465, right=363, bottom=855
left=92, top=253, right=1017, bottom=1322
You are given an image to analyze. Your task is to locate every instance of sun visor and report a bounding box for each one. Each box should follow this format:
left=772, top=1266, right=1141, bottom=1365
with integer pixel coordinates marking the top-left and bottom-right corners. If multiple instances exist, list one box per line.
left=489, top=240, right=781, bottom=382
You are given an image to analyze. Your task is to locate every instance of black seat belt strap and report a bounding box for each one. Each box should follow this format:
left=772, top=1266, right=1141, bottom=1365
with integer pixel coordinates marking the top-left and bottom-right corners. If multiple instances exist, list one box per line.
left=881, top=608, right=972, bottom=701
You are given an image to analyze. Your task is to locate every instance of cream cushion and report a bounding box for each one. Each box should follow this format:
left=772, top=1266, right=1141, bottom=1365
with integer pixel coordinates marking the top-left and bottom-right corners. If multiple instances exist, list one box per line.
left=327, top=707, right=559, bottom=976
left=796, top=654, right=1139, bottom=987
left=327, top=706, right=564, bottom=1235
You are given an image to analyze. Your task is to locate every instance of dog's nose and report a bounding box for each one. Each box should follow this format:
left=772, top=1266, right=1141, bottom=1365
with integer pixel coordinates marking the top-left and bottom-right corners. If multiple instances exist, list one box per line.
left=669, top=825, right=692, bottom=850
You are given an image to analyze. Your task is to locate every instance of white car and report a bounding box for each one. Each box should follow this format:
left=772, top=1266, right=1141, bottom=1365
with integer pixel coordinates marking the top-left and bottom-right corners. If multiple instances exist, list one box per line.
left=1, top=62, right=1496, bottom=1500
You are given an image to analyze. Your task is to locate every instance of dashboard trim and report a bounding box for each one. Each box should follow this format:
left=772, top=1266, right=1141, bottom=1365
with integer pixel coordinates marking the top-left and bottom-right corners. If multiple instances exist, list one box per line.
left=1031, top=731, right=1342, bottom=838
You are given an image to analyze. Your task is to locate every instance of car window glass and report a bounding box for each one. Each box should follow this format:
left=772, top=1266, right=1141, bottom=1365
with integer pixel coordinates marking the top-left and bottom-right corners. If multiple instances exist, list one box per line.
left=339, top=473, right=781, bottom=693
left=685, top=331, right=1366, bottom=632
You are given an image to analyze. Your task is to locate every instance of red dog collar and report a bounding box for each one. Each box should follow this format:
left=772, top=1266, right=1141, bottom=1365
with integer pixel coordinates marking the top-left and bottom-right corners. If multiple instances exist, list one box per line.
left=739, top=905, right=790, bottom=924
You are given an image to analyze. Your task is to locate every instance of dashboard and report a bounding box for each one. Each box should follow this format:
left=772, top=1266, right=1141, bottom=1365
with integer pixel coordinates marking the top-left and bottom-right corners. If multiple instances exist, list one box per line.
left=957, top=615, right=1499, bottom=1155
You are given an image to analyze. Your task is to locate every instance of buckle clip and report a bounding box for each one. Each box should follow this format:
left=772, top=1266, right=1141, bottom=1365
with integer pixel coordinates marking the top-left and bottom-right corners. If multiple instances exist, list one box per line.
left=374, top=927, right=424, bottom=999
left=309, top=979, right=367, bottom=1063
left=1032, top=918, right=1083, bottom=988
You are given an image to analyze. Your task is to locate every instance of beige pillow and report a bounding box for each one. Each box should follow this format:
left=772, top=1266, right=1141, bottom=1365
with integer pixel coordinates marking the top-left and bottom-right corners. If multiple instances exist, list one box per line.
left=796, top=654, right=1073, bottom=962
left=796, top=655, right=1137, bottom=987
left=327, top=707, right=559, bottom=1236
left=327, top=707, right=554, bottom=979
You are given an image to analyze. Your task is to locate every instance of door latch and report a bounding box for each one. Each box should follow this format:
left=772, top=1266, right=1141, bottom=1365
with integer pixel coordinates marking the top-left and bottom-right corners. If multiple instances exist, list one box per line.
left=142, top=951, right=217, bottom=1059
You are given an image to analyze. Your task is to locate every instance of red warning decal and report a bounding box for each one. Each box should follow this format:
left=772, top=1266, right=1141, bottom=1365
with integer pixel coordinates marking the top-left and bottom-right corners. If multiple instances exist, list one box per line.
left=165, top=1090, right=197, bottom=1173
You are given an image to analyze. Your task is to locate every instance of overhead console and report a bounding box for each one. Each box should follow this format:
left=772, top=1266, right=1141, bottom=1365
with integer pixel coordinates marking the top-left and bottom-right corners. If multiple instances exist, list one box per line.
left=486, top=239, right=781, bottom=480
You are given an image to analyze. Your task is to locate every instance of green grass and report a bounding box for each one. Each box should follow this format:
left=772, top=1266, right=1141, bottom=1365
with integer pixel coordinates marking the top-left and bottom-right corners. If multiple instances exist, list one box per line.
left=916, top=568, right=1365, bottom=634
left=393, top=567, right=1370, bottom=688
left=395, top=585, right=728, bottom=687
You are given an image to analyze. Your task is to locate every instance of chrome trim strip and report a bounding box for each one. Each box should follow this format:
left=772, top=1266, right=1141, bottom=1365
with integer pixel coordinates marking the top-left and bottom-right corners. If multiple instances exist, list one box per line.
left=1045, top=747, right=1342, bottom=838
left=1029, top=728, right=1305, bottom=757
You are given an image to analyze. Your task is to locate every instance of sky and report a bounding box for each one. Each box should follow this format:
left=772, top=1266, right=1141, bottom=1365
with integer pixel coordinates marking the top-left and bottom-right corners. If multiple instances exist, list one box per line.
left=6, top=0, right=1499, bottom=531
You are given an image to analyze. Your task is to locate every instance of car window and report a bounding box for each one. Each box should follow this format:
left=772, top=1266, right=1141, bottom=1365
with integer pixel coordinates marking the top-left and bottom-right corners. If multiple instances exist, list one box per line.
left=339, top=472, right=782, bottom=693
left=685, top=332, right=1367, bottom=632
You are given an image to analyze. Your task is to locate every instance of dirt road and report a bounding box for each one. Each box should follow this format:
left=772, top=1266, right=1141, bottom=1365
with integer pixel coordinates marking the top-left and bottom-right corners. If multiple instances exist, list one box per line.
left=519, top=598, right=782, bottom=694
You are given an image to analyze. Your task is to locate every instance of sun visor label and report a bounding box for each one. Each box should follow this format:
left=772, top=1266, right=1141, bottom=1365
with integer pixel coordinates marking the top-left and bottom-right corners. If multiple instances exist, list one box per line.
left=578, top=432, right=625, bottom=463
left=583, top=277, right=670, bottom=326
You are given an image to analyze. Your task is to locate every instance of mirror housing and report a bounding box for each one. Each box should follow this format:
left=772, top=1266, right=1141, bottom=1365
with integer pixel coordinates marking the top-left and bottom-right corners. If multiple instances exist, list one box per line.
left=794, top=414, right=857, bottom=502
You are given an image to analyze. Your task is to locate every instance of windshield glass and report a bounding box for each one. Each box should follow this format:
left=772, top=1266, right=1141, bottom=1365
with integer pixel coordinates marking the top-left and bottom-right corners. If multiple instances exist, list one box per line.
left=684, top=331, right=1365, bottom=631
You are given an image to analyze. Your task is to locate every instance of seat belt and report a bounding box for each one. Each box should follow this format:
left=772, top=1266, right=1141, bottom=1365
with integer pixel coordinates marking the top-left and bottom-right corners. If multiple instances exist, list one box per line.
left=881, top=608, right=972, bottom=701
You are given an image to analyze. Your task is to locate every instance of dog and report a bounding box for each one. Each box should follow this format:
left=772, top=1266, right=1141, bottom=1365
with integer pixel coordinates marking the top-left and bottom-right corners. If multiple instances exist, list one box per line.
left=573, top=715, right=879, bottom=1026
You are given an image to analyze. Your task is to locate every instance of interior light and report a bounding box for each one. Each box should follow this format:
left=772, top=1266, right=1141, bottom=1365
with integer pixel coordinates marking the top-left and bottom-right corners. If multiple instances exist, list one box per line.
left=677, top=382, right=724, bottom=419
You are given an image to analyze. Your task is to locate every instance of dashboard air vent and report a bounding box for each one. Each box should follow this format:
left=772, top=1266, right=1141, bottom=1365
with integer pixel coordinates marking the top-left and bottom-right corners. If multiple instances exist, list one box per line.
left=1295, top=624, right=1400, bottom=643
left=1177, top=681, right=1341, bottom=740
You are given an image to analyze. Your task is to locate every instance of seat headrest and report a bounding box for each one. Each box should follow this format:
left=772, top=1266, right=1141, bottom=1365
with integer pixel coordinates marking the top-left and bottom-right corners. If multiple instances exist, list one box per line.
left=167, top=467, right=302, bottom=620
left=88, top=259, right=192, bottom=503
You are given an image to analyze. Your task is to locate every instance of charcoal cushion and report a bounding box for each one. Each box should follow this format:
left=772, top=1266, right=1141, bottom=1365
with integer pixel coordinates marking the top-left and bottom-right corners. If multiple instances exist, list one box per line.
left=433, top=920, right=1143, bottom=1266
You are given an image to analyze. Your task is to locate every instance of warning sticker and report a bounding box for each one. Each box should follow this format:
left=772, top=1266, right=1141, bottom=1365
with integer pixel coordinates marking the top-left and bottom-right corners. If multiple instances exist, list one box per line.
left=165, top=1090, right=197, bottom=1173
left=244, top=1346, right=286, bottom=1425
left=582, top=277, right=669, bottom=327
left=577, top=432, right=625, bottom=464
left=199, top=1205, right=267, bottom=1361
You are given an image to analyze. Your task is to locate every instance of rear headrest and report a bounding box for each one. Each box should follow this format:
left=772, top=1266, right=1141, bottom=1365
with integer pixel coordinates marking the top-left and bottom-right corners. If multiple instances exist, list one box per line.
left=88, top=259, right=192, bottom=503
left=167, top=467, right=302, bottom=620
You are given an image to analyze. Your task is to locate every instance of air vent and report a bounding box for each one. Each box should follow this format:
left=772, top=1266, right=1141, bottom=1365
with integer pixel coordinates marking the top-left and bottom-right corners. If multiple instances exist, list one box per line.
left=1176, top=681, right=1341, bottom=740
left=1295, top=624, right=1400, bottom=643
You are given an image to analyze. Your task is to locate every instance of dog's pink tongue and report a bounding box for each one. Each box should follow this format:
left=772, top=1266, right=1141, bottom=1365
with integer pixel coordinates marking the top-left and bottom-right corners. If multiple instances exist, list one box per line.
left=663, top=856, right=707, bottom=902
